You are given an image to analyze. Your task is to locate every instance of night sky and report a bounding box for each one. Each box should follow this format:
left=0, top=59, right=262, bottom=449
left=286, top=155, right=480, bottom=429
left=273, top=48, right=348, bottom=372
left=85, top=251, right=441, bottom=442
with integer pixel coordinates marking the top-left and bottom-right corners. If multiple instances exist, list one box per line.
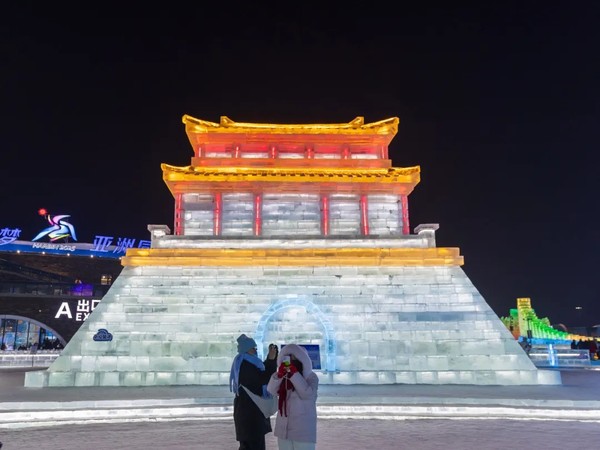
left=2, top=3, right=599, bottom=327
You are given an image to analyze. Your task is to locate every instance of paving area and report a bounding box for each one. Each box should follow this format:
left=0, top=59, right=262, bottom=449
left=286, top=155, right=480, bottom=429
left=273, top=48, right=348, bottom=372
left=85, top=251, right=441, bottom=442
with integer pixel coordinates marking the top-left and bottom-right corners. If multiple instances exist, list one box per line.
left=3, top=413, right=600, bottom=450
left=1, top=367, right=600, bottom=430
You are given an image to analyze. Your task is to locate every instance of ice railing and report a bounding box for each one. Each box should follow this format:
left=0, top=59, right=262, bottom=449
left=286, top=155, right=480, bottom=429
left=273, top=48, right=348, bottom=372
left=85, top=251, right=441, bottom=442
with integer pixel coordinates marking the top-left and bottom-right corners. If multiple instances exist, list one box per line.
left=528, top=344, right=591, bottom=368
left=146, top=224, right=441, bottom=250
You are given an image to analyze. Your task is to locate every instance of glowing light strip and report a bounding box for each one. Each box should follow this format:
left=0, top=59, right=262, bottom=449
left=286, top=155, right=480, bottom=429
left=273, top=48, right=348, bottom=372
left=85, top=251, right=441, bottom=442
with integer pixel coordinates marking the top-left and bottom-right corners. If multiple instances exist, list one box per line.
left=321, top=195, right=329, bottom=236
left=360, top=195, right=369, bottom=236
left=175, top=193, right=183, bottom=236
left=121, top=247, right=464, bottom=267
left=401, top=195, right=410, bottom=235
left=214, top=193, right=222, bottom=236
left=254, top=194, right=262, bottom=236
left=162, top=164, right=420, bottom=182
left=5, top=403, right=597, bottom=430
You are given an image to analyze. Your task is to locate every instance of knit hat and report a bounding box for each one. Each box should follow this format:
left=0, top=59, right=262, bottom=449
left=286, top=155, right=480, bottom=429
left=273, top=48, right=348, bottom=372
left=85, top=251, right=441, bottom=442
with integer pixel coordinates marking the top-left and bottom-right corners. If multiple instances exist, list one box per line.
left=237, top=334, right=257, bottom=354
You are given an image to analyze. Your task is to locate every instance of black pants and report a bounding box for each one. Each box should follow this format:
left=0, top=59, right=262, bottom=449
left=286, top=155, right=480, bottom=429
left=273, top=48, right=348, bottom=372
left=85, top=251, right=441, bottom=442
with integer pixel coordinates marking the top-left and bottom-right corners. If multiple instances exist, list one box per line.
left=239, top=437, right=266, bottom=450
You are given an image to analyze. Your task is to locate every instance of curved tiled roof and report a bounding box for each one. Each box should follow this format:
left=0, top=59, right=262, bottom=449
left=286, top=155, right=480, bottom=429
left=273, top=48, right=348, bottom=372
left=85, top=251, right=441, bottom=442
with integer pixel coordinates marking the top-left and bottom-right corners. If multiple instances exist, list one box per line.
left=182, top=115, right=399, bottom=137
left=162, top=164, right=420, bottom=184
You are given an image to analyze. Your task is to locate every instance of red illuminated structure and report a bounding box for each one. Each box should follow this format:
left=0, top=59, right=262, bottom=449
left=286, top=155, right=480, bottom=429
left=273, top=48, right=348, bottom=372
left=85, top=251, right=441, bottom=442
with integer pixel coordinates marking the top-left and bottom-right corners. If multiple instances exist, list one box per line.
left=161, top=115, right=419, bottom=239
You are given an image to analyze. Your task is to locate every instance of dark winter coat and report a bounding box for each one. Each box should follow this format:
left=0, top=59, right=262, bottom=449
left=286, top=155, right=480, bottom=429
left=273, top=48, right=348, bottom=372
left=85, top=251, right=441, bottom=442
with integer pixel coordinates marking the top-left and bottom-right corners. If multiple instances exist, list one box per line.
left=234, top=357, right=277, bottom=442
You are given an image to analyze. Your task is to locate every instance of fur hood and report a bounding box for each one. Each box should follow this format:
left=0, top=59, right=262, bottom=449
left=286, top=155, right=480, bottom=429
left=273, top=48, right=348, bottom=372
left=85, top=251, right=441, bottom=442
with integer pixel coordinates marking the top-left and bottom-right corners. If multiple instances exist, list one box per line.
left=276, top=344, right=314, bottom=378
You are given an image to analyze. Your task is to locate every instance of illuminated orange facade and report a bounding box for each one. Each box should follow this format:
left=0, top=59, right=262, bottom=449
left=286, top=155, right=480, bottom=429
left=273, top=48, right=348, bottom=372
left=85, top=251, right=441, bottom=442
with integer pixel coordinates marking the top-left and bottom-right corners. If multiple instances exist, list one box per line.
left=164, top=115, right=420, bottom=238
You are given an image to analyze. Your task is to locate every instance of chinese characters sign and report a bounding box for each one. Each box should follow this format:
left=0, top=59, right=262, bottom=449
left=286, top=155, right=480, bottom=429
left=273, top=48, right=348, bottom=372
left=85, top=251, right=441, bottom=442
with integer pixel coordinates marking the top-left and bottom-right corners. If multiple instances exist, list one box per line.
left=0, top=210, right=151, bottom=257
left=0, top=226, right=150, bottom=258
left=55, top=299, right=101, bottom=322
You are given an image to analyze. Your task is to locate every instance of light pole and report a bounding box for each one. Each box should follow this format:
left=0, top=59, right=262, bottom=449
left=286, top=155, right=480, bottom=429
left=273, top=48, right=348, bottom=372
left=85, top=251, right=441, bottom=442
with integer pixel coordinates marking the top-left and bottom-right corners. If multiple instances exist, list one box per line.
left=575, top=306, right=584, bottom=335
left=575, top=306, right=583, bottom=325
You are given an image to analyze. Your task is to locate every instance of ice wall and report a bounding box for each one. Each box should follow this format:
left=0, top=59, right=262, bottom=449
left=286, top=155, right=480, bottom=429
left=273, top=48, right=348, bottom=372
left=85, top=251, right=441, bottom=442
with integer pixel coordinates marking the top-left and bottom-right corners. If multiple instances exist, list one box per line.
left=25, top=253, right=560, bottom=387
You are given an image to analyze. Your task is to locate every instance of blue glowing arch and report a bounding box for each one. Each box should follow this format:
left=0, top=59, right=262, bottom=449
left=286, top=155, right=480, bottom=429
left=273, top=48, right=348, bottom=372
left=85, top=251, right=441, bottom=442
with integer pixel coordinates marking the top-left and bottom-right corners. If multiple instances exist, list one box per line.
left=254, top=298, right=337, bottom=372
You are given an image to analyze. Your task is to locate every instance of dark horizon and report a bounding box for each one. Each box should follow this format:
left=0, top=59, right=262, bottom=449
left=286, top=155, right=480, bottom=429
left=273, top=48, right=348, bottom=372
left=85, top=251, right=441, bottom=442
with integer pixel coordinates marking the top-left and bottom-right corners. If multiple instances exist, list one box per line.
left=2, top=3, right=599, bottom=327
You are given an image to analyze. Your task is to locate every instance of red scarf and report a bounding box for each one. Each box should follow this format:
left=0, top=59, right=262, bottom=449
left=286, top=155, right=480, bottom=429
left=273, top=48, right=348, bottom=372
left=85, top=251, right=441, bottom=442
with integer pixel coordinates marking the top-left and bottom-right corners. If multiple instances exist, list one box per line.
left=277, top=374, right=295, bottom=417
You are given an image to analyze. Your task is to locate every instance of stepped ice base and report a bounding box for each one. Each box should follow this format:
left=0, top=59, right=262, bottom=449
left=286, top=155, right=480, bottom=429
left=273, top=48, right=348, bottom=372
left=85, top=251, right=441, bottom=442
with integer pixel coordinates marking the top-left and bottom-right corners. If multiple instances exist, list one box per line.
left=25, top=369, right=561, bottom=388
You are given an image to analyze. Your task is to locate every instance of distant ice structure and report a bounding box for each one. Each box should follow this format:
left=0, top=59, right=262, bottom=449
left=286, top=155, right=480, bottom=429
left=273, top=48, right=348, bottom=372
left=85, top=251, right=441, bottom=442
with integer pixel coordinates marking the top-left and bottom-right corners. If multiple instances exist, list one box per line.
left=25, top=115, right=560, bottom=387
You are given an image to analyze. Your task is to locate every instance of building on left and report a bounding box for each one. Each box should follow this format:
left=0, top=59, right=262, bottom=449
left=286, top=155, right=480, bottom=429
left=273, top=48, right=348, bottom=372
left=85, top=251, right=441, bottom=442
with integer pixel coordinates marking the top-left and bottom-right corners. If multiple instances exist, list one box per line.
left=1, top=213, right=149, bottom=353
left=0, top=250, right=123, bottom=351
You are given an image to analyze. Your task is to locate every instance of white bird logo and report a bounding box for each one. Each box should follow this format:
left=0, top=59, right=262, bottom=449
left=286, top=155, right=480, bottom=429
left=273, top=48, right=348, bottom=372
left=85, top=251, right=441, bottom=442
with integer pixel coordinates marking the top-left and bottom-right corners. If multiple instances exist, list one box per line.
left=32, top=214, right=77, bottom=242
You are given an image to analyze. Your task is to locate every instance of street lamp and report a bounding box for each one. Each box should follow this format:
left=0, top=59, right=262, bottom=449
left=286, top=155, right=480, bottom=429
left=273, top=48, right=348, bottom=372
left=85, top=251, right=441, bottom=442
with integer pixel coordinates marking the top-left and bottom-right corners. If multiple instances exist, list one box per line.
left=575, top=306, right=583, bottom=327
left=575, top=306, right=584, bottom=334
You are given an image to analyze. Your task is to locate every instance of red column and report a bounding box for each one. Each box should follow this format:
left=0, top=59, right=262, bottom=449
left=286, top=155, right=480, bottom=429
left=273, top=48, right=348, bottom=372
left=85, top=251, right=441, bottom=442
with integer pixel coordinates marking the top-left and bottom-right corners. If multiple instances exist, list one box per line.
left=360, top=194, right=369, bottom=236
left=254, top=193, right=262, bottom=236
left=379, top=145, right=387, bottom=159
left=321, top=195, right=329, bottom=236
left=174, top=193, right=183, bottom=236
left=214, top=193, right=222, bottom=236
left=342, top=145, right=350, bottom=160
left=401, top=195, right=410, bottom=235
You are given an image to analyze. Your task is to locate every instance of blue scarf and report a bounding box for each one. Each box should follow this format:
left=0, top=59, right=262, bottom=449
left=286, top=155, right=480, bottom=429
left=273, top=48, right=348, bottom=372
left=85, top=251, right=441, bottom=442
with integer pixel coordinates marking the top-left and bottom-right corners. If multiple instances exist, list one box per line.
left=229, top=353, right=266, bottom=395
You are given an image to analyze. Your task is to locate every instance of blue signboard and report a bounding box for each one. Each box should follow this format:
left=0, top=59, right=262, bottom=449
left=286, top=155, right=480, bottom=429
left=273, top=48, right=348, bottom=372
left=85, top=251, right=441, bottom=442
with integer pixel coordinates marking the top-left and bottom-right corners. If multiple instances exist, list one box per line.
left=282, top=344, right=321, bottom=370
left=0, top=220, right=151, bottom=259
left=0, top=238, right=151, bottom=259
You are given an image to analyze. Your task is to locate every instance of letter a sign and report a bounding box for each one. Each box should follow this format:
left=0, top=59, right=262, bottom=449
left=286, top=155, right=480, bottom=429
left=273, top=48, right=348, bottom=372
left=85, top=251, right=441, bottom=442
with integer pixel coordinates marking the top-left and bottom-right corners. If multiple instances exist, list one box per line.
left=55, top=302, right=73, bottom=319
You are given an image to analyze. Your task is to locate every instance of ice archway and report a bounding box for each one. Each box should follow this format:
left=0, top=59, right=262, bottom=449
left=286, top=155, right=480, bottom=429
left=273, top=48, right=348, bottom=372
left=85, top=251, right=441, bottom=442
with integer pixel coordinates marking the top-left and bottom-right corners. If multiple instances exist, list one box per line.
left=254, top=298, right=337, bottom=372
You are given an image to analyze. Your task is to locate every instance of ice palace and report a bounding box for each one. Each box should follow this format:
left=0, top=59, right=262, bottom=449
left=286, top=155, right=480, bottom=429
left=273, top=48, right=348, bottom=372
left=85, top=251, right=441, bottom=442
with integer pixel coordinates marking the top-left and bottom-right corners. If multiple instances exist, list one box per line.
left=25, top=115, right=560, bottom=387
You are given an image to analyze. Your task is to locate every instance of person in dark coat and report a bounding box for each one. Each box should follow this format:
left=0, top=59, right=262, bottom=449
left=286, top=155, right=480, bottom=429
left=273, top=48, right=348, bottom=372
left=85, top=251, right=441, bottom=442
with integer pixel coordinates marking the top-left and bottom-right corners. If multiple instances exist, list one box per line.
left=230, top=334, right=277, bottom=450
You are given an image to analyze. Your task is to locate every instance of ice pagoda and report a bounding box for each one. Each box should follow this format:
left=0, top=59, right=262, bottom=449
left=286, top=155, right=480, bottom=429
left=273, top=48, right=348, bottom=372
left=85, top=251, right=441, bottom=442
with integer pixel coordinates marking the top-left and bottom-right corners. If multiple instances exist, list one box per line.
left=25, top=115, right=560, bottom=387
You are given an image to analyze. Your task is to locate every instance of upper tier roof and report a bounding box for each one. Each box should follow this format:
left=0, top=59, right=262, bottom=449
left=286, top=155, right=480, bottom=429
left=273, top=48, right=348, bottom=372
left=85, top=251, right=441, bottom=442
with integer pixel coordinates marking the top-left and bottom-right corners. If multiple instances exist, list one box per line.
left=182, top=115, right=399, bottom=139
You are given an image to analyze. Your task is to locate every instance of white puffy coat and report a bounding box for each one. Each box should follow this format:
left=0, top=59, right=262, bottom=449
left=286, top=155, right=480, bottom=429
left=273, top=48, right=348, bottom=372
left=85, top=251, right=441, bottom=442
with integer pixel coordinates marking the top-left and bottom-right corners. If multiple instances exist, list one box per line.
left=267, top=344, right=319, bottom=443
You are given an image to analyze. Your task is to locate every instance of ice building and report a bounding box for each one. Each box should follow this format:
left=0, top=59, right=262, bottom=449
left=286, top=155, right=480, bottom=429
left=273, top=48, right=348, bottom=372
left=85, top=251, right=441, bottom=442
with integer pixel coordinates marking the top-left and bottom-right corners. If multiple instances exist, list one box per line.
left=25, top=115, right=560, bottom=387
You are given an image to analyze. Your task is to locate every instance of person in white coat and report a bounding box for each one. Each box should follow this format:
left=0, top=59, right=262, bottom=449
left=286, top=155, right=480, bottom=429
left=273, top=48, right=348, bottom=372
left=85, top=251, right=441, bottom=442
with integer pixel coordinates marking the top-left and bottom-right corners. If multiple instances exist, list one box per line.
left=267, top=344, right=319, bottom=450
